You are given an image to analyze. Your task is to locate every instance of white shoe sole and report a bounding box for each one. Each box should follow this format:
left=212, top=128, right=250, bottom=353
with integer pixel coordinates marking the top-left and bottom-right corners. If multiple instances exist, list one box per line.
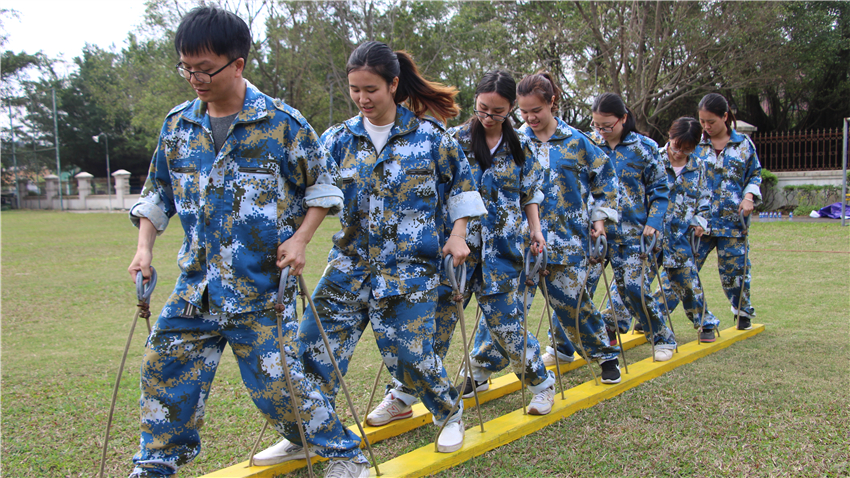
left=366, top=409, right=413, bottom=427
left=436, top=439, right=464, bottom=453
left=528, top=403, right=553, bottom=415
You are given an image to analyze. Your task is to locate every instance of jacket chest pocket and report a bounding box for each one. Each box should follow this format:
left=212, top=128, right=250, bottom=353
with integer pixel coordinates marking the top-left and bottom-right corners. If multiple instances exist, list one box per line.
left=234, top=160, right=278, bottom=214
left=170, top=158, right=201, bottom=206
left=401, top=167, right=437, bottom=200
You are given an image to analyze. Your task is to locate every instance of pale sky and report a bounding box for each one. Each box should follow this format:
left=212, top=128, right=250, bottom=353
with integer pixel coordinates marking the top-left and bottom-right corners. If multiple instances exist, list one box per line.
left=4, top=0, right=150, bottom=64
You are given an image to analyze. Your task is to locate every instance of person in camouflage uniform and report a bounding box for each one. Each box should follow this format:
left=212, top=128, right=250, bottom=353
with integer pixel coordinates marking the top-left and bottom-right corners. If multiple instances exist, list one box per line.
left=257, top=41, right=485, bottom=460
left=126, top=7, right=368, bottom=478
left=588, top=93, right=678, bottom=362
left=369, top=71, right=557, bottom=417
left=691, top=93, right=762, bottom=330
left=603, top=117, right=721, bottom=341
left=510, top=72, right=623, bottom=385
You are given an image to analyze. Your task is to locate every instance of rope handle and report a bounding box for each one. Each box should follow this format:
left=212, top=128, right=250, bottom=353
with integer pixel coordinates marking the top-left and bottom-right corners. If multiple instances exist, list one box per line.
left=444, top=254, right=467, bottom=297
left=590, top=235, right=608, bottom=264
left=275, top=266, right=291, bottom=313
left=135, top=266, right=157, bottom=303
left=639, top=232, right=658, bottom=256
left=739, top=209, right=750, bottom=233
left=688, top=228, right=701, bottom=255
left=524, top=246, right=545, bottom=278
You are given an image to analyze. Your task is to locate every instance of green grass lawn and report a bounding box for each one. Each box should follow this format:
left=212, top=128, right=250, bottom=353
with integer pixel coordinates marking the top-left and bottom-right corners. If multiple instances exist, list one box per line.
left=2, top=210, right=848, bottom=477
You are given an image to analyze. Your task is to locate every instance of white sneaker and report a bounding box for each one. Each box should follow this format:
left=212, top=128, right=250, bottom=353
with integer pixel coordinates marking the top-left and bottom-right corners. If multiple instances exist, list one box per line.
left=324, top=459, right=370, bottom=478
left=542, top=352, right=575, bottom=367
left=366, top=392, right=413, bottom=427
left=527, top=385, right=556, bottom=415
left=436, top=419, right=465, bottom=453
left=252, top=438, right=307, bottom=466
left=654, top=349, right=674, bottom=362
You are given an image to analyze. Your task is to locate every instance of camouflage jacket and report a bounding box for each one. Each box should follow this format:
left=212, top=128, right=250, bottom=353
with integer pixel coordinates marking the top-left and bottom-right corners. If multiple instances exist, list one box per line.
left=321, top=105, right=486, bottom=299
left=448, top=123, right=543, bottom=296
left=130, top=81, right=343, bottom=315
left=659, top=145, right=711, bottom=268
left=695, top=129, right=762, bottom=237
left=590, top=130, right=669, bottom=242
left=520, top=118, right=619, bottom=264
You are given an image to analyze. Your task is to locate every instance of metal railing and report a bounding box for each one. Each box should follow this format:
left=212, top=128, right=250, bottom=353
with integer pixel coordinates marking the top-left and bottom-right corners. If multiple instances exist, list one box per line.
left=751, top=128, right=844, bottom=172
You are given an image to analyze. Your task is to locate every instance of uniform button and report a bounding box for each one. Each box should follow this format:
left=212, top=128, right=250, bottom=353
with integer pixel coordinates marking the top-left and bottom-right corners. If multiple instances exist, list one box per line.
left=205, top=216, right=210, bottom=226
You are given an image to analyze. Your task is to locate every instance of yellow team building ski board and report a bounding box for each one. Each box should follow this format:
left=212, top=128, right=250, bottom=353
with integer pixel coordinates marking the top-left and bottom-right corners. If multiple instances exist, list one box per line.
left=203, top=324, right=764, bottom=478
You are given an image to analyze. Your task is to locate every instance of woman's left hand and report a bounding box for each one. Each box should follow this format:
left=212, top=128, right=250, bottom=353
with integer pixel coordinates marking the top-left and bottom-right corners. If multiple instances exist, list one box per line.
left=442, top=235, right=469, bottom=266
left=642, top=225, right=658, bottom=237
left=530, top=230, right=546, bottom=254
left=738, top=194, right=754, bottom=217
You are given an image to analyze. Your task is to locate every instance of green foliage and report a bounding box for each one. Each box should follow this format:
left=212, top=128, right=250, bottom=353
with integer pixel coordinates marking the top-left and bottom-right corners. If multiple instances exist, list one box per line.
left=782, top=183, right=844, bottom=215
left=757, top=169, right=779, bottom=211
left=3, top=0, right=849, bottom=176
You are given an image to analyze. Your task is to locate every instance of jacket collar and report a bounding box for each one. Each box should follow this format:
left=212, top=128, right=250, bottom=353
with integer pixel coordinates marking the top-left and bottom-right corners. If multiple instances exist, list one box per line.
left=698, top=128, right=746, bottom=146
left=343, top=104, right=420, bottom=141
left=180, top=80, right=269, bottom=126
left=520, top=117, right=574, bottom=143
left=660, top=144, right=700, bottom=173
left=590, top=129, right=640, bottom=148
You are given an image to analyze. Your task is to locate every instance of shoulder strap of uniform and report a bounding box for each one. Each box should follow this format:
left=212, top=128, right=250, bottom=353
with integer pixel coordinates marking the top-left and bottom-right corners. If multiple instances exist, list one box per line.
left=421, top=115, right=446, bottom=132
left=272, top=98, right=310, bottom=128
left=166, top=99, right=193, bottom=118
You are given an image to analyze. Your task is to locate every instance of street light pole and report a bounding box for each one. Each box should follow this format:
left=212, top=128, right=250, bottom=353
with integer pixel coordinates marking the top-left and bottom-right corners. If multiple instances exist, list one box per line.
left=92, top=132, right=112, bottom=211
left=8, top=99, right=19, bottom=209
left=52, top=87, right=63, bottom=211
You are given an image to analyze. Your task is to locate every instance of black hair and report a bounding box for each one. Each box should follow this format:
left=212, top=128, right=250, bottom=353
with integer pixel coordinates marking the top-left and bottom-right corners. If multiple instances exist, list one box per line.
left=517, top=70, right=562, bottom=115
left=591, top=92, right=638, bottom=142
left=698, top=93, right=737, bottom=135
left=466, top=70, right=524, bottom=170
left=667, top=117, right=702, bottom=151
left=346, top=41, right=460, bottom=122
left=175, top=6, right=251, bottom=62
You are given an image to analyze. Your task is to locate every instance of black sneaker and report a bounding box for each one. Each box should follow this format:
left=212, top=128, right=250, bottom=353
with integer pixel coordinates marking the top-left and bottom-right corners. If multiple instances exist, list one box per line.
left=633, top=322, right=644, bottom=333
left=699, top=328, right=716, bottom=342
left=461, top=376, right=489, bottom=398
left=600, top=358, right=621, bottom=384
left=736, top=316, right=752, bottom=330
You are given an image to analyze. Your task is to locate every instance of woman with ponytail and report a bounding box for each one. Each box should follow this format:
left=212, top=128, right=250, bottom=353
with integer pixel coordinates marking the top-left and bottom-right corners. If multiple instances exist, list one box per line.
left=254, top=41, right=486, bottom=463
left=372, top=71, right=558, bottom=415
left=508, top=71, right=624, bottom=384
left=588, top=92, right=678, bottom=362
left=606, top=117, right=721, bottom=342
left=692, top=93, right=761, bottom=330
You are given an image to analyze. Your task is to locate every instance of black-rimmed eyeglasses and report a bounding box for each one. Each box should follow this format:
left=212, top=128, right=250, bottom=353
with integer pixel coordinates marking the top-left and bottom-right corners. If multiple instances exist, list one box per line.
left=175, top=58, right=238, bottom=84
left=474, top=110, right=509, bottom=123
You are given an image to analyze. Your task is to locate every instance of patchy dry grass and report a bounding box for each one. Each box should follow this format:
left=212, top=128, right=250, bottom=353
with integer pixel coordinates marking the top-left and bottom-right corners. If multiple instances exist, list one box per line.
left=2, top=212, right=848, bottom=477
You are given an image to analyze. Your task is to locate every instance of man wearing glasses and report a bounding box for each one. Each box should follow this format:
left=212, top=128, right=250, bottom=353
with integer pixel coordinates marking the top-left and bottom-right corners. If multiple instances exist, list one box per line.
left=126, top=6, right=369, bottom=477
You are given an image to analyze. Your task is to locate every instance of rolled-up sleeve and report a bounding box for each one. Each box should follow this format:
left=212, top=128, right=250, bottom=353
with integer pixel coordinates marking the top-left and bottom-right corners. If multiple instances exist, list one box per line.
left=439, top=133, right=487, bottom=222
left=588, top=139, right=619, bottom=223
left=288, top=119, right=344, bottom=216
left=129, top=128, right=176, bottom=234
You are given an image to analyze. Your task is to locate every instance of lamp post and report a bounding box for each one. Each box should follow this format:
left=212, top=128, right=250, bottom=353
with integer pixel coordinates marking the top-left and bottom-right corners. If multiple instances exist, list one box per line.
left=92, top=132, right=112, bottom=211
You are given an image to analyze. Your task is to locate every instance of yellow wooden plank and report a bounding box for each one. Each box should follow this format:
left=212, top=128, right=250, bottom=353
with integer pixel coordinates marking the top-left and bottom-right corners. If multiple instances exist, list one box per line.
left=202, top=334, right=648, bottom=477
left=371, top=324, right=765, bottom=477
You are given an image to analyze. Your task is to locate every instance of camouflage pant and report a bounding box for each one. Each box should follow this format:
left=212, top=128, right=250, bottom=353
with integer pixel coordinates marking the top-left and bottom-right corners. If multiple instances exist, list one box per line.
left=529, top=261, right=621, bottom=363
left=461, top=266, right=555, bottom=391
left=131, top=295, right=365, bottom=476
left=298, top=276, right=462, bottom=426
left=591, top=241, right=677, bottom=349
left=654, top=264, right=721, bottom=330
left=687, top=235, right=755, bottom=318
left=604, top=252, right=720, bottom=333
